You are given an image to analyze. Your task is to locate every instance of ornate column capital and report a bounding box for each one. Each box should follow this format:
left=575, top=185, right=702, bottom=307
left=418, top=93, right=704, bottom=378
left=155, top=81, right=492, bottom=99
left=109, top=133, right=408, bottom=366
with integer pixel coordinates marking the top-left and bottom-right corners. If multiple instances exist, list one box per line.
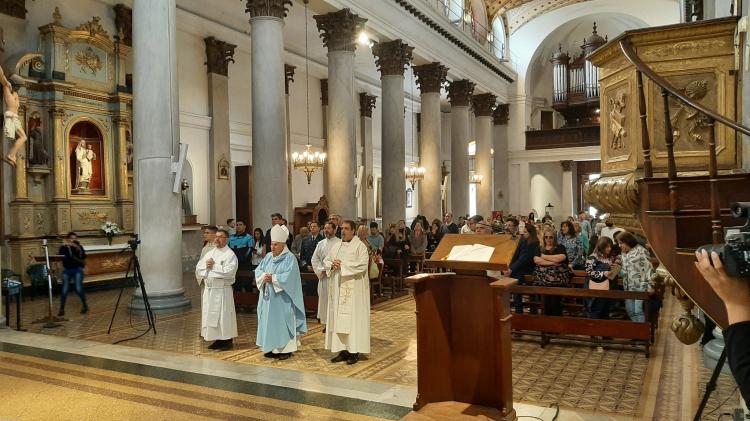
left=113, top=116, right=131, bottom=127
left=204, top=36, right=236, bottom=76
left=447, top=79, right=475, bottom=107
left=372, top=39, right=414, bottom=77
left=284, top=64, right=296, bottom=95
left=113, top=4, right=132, bottom=46
left=413, top=62, right=448, bottom=94
left=49, top=108, right=65, bottom=118
left=314, top=9, right=367, bottom=52
left=320, top=79, right=328, bottom=106
left=560, top=160, right=576, bottom=171
left=359, top=93, right=377, bottom=118
left=472, top=93, right=497, bottom=117
left=493, top=104, right=509, bottom=125
left=243, top=0, right=293, bottom=19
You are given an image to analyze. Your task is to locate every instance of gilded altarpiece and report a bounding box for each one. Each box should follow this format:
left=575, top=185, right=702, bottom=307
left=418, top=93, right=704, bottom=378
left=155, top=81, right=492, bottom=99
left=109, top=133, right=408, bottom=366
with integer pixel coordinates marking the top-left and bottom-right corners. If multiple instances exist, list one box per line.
left=6, top=13, right=134, bottom=283
left=585, top=18, right=739, bottom=233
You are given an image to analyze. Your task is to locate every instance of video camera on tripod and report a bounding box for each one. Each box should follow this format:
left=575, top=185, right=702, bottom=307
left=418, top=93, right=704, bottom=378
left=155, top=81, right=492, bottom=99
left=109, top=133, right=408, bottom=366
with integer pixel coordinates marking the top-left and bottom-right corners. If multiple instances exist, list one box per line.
left=697, top=202, right=750, bottom=280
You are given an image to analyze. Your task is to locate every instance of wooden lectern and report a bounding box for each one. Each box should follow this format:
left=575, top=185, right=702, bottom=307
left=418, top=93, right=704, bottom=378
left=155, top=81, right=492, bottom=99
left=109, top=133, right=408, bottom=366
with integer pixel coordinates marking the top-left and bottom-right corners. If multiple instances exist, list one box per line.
left=405, top=234, right=518, bottom=421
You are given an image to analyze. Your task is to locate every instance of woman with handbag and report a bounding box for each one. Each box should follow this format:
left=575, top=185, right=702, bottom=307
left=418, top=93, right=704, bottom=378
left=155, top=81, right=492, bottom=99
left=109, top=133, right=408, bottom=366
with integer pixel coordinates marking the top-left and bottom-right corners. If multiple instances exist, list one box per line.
left=584, top=237, right=621, bottom=319
left=533, top=227, right=571, bottom=316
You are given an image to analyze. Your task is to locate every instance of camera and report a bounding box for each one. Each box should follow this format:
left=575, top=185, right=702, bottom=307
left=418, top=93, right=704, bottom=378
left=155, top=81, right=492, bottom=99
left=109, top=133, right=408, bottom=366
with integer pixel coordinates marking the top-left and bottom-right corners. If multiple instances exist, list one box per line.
left=697, top=202, right=750, bottom=279
left=128, top=234, right=141, bottom=250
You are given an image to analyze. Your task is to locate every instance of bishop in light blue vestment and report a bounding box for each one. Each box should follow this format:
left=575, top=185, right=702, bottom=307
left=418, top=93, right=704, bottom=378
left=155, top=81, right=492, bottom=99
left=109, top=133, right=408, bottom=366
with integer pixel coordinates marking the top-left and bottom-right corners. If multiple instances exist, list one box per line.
left=255, top=232, right=307, bottom=356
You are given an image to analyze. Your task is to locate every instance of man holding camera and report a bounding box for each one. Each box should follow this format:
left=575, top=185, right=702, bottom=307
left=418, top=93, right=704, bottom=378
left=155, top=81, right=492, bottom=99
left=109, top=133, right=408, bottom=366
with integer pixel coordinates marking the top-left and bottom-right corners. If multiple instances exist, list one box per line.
left=58, top=232, right=88, bottom=316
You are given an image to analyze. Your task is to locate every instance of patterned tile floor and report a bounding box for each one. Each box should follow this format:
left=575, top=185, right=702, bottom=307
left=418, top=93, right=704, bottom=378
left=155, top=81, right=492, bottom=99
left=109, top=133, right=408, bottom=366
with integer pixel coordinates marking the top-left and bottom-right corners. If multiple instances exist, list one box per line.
left=4, top=274, right=743, bottom=419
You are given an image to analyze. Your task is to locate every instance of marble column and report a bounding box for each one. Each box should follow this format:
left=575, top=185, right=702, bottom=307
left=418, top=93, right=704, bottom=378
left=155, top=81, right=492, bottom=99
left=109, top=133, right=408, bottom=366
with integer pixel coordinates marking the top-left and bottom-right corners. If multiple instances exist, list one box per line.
left=372, top=40, right=414, bottom=226
left=315, top=9, right=366, bottom=219
left=359, top=93, right=376, bottom=220
left=561, top=160, right=577, bottom=219
left=493, top=104, right=509, bottom=212
left=247, top=0, right=292, bottom=225
left=320, top=79, right=329, bottom=195
left=284, top=64, right=295, bottom=218
left=205, top=36, right=236, bottom=226
left=131, top=0, right=190, bottom=313
left=413, top=63, right=448, bottom=221
left=447, top=79, right=475, bottom=218
left=13, top=105, right=27, bottom=201
left=473, top=93, right=496, bottom=219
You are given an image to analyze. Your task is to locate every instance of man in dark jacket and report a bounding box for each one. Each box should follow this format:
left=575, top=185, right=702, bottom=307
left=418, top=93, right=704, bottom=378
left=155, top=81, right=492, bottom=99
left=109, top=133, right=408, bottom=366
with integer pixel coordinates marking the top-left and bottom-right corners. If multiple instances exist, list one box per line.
left=263, top=213, right=293, bottom=253
left=300, top=221, right=324, bottom=272
left=58, top=232, right=88, bottom=316
left=441, top=212, right=459, bottom=235
left=503, top=225, right=540, bottom=314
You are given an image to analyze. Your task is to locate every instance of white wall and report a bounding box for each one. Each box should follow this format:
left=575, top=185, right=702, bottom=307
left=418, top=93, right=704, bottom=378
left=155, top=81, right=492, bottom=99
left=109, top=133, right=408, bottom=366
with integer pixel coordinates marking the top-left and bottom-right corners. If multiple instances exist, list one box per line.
left=529, top=162, right=563, bottom=222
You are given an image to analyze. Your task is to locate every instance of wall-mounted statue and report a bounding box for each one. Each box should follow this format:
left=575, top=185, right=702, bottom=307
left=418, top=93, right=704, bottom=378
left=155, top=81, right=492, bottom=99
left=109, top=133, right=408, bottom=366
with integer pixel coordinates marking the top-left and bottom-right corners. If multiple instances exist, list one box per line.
left=74, top=138, right=96, bottom=191
left=125, top=129, right=133, bottom=172
left=0, top=66, right=27, bottom=167
left=27, top=113, right=48, bottom=166
left=180, top=178, right=192, bottom=216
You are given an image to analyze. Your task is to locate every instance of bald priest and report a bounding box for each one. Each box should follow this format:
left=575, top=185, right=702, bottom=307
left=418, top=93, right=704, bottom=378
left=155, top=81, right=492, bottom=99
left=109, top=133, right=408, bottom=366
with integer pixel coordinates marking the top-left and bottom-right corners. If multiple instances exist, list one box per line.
left=255, top=224, right=308, bottom=360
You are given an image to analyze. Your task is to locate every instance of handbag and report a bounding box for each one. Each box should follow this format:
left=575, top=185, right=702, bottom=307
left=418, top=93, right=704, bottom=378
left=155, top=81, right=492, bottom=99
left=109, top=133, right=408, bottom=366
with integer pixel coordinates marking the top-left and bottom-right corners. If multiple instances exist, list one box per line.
left=368, top=257, right=380, bottom=279
left=588, top=259, right=612, bottom=291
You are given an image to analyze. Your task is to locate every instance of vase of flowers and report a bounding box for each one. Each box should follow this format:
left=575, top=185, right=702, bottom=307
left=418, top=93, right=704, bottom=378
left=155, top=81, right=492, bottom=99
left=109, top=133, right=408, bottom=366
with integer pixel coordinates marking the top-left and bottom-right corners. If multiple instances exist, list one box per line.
left=100, top=221, right=121, bottom=245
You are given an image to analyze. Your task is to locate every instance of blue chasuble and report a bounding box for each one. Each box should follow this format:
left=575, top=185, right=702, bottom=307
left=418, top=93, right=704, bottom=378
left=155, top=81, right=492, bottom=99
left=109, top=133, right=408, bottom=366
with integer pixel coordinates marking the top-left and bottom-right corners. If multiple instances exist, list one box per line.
left=254, top=249, right=308, bottom=352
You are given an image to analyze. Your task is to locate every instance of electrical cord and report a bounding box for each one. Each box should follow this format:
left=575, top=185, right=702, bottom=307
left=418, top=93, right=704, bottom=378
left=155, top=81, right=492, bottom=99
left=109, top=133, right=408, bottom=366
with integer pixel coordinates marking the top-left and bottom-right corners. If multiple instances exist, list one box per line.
left=517, top=403, right=559, bottom=421
left=704, top=385, right=739, bottom=418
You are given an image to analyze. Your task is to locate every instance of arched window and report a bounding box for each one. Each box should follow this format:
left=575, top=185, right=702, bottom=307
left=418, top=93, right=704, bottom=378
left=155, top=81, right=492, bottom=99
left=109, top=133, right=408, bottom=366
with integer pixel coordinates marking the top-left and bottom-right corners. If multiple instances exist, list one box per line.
left=490, top=16, right=506, bottom=59
left=448, top=0, right=464, bottom=24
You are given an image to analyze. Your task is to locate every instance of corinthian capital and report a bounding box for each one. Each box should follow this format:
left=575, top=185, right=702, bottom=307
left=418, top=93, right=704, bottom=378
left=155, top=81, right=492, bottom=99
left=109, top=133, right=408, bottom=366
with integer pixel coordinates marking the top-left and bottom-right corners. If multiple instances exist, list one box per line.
left=472, top=93, right=497, bottom=117
left=413, top=62, right=448, bottom=94
left=372, top=40, right=414, bottom=77
left=314, top=9, right=367, bottom=52
left=359, top=93, right=377, bottom=118
left=447, top=79, right=475, bottom=107
left=204, top=37, right=236, bottom=76
left=243, top=0, right=293, bottom=20
left=284, top=64, right=296, bottom=95
left=493, top=104, right=509, bottom=125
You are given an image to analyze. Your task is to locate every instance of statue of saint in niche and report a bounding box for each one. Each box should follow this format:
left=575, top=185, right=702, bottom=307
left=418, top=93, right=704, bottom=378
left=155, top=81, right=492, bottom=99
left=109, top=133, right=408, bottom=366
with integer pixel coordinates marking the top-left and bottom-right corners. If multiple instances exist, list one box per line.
left=74, top=139, right=96, bottom=191
left=27, top=115, right=48, bottom=166
left=180, top=178, right=193, bottom=216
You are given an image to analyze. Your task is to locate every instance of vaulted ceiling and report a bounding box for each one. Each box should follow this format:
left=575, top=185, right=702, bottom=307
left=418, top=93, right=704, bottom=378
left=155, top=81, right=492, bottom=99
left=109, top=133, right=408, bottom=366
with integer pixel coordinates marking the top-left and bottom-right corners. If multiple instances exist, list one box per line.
left=486, top=0, right=593, bottom=34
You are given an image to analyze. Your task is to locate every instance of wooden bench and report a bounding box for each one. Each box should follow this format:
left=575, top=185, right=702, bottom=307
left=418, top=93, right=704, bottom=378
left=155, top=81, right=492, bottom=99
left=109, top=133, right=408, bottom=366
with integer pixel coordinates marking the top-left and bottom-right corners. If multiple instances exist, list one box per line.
left=511, top=280, right=659, bottom=357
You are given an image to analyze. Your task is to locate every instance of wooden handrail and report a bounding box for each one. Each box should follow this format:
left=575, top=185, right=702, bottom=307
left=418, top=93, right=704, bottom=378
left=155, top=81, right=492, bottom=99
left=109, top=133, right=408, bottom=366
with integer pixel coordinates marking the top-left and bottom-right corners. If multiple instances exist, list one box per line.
left=619, top=38, right=750, bottom=137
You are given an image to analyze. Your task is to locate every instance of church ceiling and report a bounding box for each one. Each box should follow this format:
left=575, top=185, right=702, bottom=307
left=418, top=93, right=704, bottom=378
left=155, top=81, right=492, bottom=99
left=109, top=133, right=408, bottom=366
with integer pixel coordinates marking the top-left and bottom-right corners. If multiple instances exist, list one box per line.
left=486, top=0, right=593, bottom=34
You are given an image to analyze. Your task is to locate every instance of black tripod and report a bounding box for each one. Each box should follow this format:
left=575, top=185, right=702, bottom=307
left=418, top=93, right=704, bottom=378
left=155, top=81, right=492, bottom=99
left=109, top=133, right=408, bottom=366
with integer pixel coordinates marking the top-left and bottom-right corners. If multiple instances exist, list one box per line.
left=694, top=347, right=728, bottom=421
left=107, top=238, right=156, bottom=343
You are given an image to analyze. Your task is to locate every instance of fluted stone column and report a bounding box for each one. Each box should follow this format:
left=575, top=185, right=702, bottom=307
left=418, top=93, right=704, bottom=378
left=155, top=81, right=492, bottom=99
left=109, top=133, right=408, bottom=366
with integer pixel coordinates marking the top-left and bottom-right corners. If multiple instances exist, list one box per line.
left=114, top=116, right=131, bottom=204
left=205, top=36, right=236, bottom=225
left=473, top=93, right=496, bottom=219
left=561, top=160, right=577, bottom=219
left=493, top=104, right=509, bottom=212
left=413, top=63, right=448, bottom=221
left=131, top=0, right=190, bottom=313
left=246, top=0, right=292, bottom=226
left=372, top=40, right=414, bottom=227
left=315, top=9, right=366, bottom=219
left=284, top=64, right=295, bottom=218
left=50, top=108, right=67, bottom=202
left=448, top=80, right=474, bottom=218
left=359, top=93, right=377, bottom=220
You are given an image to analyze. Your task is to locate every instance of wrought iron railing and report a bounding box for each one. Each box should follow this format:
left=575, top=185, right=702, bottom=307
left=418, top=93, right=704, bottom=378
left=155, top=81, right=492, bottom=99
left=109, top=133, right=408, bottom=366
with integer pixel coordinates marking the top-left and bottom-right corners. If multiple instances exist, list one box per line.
left=420, top=0, right=506, bottom=60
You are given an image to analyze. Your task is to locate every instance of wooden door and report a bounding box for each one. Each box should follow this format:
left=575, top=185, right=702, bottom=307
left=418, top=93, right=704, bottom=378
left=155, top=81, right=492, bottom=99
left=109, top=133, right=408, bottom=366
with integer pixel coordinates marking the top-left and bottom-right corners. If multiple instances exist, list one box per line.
left=235, top=165, right=252, bottom=229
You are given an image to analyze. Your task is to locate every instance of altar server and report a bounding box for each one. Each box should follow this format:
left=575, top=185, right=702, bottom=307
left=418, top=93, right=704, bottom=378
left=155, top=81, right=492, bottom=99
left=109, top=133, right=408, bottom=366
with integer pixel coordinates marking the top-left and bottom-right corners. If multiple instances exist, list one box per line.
left=312, top=221, right=341, bottom=327
left=324, top=220, right=371, bottom=365
left=255, top=224, right=308, bottom=360
left=195, top=229, right=238, bottom=351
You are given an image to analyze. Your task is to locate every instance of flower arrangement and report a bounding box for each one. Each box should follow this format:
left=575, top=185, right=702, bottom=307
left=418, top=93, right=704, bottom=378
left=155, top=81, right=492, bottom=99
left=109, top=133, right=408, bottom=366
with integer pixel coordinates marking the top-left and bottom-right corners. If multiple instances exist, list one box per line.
left=100, top=221, right=121, bottom=245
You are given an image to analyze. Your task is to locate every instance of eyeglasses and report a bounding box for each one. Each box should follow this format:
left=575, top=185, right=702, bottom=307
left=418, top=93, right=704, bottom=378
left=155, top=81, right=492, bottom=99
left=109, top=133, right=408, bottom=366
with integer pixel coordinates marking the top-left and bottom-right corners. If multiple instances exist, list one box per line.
left=543, top=236, right=555, bottom=239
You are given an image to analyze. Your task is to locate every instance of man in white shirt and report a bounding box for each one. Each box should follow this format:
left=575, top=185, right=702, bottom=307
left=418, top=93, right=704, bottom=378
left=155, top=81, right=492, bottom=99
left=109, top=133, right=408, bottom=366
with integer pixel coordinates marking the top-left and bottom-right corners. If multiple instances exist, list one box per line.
left=195, top=229, right=238, bottom=351
left=311, top=221, right=341, bottom=330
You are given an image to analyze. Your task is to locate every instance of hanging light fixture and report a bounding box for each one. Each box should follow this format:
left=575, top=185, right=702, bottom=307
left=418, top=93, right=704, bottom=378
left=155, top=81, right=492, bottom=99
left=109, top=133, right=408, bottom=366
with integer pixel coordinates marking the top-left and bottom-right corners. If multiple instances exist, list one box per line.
left=469, top=171, right=483, bottom=185
left=405, top=61, right=425, bottom=189
left=292, top=0, right=326, bottom=184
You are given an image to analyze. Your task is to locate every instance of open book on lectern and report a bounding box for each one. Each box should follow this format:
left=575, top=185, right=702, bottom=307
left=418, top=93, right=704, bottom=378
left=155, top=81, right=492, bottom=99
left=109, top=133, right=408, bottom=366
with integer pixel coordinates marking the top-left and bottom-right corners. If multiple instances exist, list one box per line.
left=444, top=243, right=495, bottom=262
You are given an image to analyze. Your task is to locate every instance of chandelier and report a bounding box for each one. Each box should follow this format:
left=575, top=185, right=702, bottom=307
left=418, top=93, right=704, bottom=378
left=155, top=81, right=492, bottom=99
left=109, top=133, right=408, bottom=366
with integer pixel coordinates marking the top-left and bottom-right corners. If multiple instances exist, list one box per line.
left=293, top=0, right=326, bottom=184
left=469, top=171, right=483, bottom=185
left=405, top=162, right=425, bottom=189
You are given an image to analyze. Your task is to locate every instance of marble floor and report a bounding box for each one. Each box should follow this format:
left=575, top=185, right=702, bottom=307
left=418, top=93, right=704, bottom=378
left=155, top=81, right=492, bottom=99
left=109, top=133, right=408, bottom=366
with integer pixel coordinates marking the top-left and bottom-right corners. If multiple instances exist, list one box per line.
left=0, top=274, right=743, bottom=420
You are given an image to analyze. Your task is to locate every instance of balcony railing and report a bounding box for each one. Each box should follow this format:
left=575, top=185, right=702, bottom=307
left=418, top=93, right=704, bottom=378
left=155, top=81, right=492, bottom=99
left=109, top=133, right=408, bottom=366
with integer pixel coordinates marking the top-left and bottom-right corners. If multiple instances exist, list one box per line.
left=419, top=0, right=506, bottom=61
left=525, top=125, right=600, bottom=150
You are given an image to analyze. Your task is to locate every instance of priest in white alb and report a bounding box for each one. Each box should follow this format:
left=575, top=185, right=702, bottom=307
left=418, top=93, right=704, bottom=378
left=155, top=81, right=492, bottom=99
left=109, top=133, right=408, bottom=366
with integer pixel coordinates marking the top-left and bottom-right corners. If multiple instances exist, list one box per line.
left=195, top=229, right=238, bottom=351
left=311, top=221, right=341, bottom=329
left=323, top=220, right=371, bottom=365
left=255, top=224, right=308, bottom=360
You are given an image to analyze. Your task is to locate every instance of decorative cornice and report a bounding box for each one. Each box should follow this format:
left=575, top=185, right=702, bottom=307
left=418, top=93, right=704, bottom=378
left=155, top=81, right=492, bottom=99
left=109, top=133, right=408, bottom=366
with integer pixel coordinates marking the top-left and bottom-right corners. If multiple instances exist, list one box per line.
left=359, top=93, right=377, bottom=118
left=560, top=160, right=575, bottom=171
left=113, top=4, right=132, bottom=47
left=413, top=62, right=448, bottom=94
left=390, top=0, right=514, bottom=83
left=76, top=16, right=109, bottom=38
left=243, top=0, right=293, bottom=20
left=493, top=104, right=509, bottom=125
left=284, top=64, right=295, bottom=95
left=472, top=93, right=497, bottom=117
left=320, top=79, right=328, bottom=106
left=447, top=79, right=475, bottom=107
left=314, top=9, right=367, bottom=52
left=204, top=36, right=236, bottom=76
left=372, top=39, right=414, bottom=77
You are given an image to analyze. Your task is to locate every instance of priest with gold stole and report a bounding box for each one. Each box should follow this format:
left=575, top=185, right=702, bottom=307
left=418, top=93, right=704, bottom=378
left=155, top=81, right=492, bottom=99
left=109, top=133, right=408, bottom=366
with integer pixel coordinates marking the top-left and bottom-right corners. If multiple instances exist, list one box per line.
left=255, top=224, right=308, bottom=360
left=324, top=220, right=371, bottom=365
left=195, top=229, right=238, bottom=351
